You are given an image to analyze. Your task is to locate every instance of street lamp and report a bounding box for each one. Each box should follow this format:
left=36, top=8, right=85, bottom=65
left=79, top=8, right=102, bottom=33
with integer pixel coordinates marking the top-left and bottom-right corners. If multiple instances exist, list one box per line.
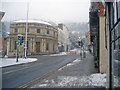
left=25, top=0, right=29, bottom=59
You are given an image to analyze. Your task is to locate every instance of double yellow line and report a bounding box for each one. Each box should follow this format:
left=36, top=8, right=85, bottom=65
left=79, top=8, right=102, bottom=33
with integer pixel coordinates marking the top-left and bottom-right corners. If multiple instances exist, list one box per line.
left=17, top=69, right=55, bottom=88
left=17, top=59, right=76, bottom=89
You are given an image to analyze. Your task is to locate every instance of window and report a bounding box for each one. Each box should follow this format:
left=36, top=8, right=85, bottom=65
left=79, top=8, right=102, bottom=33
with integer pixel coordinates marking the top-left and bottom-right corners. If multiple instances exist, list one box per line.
left=47, top=30, right=49, bottom=34
left=27, top=28, right=29, bottom=32
left=27, top=41, right=29, bottom=50
left=37, top=29, right=40, bottom=33
left=53, top=44, right=54, bottom=51
left=15, top=41, right=17, bottom=50
left=15, top=28, right=18, bottom=33
left=54, top=32, right=55, bottom=36
left=46, top=43, right=49, bottom=51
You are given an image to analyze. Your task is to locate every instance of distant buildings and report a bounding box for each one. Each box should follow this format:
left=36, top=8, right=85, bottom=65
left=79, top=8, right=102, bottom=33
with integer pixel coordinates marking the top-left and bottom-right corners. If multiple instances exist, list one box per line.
left=58, top=24, right=71, bottom=52
left=8, top=20, right=58, bottom=57
left=85, top=32, right=91, bottom=48
left=0, top=11, right=5, bottom=57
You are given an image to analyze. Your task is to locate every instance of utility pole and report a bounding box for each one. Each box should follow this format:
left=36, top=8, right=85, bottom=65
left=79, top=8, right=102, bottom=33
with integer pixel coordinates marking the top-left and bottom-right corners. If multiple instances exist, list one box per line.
left=16, top=42, right=18, bottom=62
left=25, top=0, right=29, bottom=59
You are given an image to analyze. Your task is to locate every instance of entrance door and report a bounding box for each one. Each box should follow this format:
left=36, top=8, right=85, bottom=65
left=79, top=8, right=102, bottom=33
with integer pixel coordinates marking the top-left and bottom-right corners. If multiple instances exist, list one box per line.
left=36, top=42, right=40, bottom=53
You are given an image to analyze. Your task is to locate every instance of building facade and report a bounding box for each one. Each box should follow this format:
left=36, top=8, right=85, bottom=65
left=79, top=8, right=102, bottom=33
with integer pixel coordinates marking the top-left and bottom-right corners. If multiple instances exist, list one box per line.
left=58, top=28, right=65, bottom=52
left=0, top=11, right=5, bottom=57
left=85, top=32, right=91, bottom=49
left=89, top=2, right=107, bottom=73
left=103, top=1, right=120, bottom=88
left=58, top=24, right=71, bottom=52
left=8, top=20, right=58, bottom=57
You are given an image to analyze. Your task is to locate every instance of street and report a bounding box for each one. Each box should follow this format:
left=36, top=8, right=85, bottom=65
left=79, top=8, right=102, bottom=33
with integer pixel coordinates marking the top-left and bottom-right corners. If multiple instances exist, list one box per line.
left=2, top=54, right=79, bottom=88
left=30, top=52, right=99, bottom=88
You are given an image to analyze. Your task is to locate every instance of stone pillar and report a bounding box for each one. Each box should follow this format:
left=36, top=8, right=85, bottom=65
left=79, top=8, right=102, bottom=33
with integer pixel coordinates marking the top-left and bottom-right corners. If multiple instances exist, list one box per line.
left=42, top=39, right=44, bottom=53
left=99, top=16, right=107, bottom=73
left=33, top=38, right=35, bottom=53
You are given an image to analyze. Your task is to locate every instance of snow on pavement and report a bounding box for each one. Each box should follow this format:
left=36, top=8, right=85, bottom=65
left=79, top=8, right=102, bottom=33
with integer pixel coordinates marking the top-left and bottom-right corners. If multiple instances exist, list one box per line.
left=0, top=58, right=38, bottom=67
left=31, top=73, right=106, bottom=88
left=58, top=59, right=81, bottom=71
left=31, top=57, right=107, bottom=88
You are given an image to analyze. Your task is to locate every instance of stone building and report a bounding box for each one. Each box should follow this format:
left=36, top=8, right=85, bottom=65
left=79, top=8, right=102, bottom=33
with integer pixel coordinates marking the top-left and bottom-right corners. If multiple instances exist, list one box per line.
left=90, top=2, right=107, bottom=73
left=0, top=11, right=5, bottom=57
left=58, top=24, right=71, bottom=52
left=85, top=32, right=91, bottom=47
left=8, top=20, right=58, bottom=57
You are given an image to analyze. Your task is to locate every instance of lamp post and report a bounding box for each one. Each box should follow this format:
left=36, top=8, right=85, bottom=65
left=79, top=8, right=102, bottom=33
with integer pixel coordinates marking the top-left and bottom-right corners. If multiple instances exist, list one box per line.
left=25, top=0, right=29, bottom=59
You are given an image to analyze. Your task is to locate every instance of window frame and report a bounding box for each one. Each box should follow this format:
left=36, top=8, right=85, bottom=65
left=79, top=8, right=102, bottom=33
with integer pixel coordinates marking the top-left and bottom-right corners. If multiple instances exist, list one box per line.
left=15, top=28, right=18, bottom=33
left=37, top=29, right=40, bottom=33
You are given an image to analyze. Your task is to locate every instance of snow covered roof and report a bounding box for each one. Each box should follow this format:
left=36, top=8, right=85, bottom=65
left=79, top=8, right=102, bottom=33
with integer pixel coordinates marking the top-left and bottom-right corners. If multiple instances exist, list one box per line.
left=13, top=20, right=52, bottom=26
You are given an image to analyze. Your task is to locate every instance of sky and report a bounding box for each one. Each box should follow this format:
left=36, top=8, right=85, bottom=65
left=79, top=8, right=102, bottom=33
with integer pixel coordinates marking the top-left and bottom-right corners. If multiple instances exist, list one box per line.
left=1, top=0, right=90, bottom=23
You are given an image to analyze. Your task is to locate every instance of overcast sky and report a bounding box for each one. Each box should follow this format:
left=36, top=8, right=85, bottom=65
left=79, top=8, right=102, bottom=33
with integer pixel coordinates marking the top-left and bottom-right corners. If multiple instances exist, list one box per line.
left=1, top=0, right=90, bottom=23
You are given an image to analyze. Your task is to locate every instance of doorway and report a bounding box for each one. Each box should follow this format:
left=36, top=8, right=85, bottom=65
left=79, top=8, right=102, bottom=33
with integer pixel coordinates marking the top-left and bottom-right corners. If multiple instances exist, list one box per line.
left=36, top=42, right=40, bottom=53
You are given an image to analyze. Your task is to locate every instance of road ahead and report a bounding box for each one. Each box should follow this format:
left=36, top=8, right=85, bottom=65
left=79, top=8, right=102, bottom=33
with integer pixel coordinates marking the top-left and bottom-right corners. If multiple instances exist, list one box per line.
left=2, top=54, right=79, bottom=88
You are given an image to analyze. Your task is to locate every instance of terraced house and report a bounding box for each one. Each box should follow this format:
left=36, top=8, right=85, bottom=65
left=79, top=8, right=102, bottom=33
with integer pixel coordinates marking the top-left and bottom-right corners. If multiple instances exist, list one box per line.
left=8, top=20, right=58, bottom=57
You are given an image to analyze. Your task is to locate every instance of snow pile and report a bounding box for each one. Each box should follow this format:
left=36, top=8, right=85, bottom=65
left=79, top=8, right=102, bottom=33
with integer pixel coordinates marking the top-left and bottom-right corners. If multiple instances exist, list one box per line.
left=56, top=74, right=106, bottom=87
left=44, top=52, right=67, bottom=56
left=70, top=49, right=77, bottom=51
left=88, top=73, right=106, bottom=87
left=76, top=50, right=89, bottom=54
left=49, top=52, right=67, bottom=56
left=57, top=76, right=78, bottom=87
left=1, top=58, right=38, bottom=67
left=58, top=59, right=81, bottom=71
left=32, top=73, right=106, bottom=88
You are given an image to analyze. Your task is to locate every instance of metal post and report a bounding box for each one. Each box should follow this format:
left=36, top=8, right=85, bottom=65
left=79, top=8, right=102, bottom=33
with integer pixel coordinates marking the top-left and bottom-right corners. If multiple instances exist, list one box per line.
left=83, top=46, right=86, bottom=58
left=22, top=44, right=24, bottom=58
left=16, top=43, right=18, bottom=62
left=80, top=46, right=82, bottom=60
left=25, top=0, right=29, bottom=59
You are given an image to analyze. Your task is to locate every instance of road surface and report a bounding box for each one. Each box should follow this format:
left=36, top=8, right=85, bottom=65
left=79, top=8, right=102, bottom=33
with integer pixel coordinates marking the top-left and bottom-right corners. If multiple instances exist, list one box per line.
left=2, top=54, right=79, bottom=88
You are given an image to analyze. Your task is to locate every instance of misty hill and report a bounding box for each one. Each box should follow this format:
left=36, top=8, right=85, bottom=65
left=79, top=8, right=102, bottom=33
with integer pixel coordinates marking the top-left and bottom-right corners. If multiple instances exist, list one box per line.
left=65, top=22, right=89, bottom=35
left=2, top=21, right=11, bottom=37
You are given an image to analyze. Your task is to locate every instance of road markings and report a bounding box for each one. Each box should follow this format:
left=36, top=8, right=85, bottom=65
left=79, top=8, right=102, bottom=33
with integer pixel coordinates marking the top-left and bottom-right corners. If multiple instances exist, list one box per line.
left=3, top=63, right=43, bottom=75
left=17, top=58, right=77, bottom=88
left=17, top=69, right=55, bottom=88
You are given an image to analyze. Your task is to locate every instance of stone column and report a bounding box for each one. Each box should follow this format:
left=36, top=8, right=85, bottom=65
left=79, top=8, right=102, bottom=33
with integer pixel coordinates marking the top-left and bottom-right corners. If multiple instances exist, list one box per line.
left=99, top=16, right=107, bottom=73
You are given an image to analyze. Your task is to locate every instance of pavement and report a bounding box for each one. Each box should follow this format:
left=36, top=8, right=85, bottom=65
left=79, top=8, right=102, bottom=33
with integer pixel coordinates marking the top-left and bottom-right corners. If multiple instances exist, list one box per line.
left=1, top=58, right=37, bottom=67
left=2, top=54, right=79, bottom=88
left=30, top=52, right=101, bottom=88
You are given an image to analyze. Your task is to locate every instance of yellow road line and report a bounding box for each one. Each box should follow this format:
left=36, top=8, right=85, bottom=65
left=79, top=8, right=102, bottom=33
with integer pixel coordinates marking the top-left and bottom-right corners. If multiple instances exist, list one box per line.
left=3, top=67, right=31, bottom=74
left=18, top=69, right=55, bottom=88
left=17, top=59, right=76, bottom=88
left=3, top=63, right=42, bottom=75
